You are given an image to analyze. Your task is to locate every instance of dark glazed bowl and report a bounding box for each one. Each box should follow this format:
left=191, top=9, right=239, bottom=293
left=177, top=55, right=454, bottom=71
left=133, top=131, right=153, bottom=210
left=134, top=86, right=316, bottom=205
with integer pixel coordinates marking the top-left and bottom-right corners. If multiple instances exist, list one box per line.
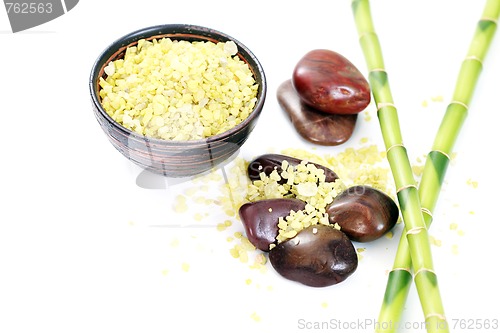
left=90, top=24, right=266, bottom=177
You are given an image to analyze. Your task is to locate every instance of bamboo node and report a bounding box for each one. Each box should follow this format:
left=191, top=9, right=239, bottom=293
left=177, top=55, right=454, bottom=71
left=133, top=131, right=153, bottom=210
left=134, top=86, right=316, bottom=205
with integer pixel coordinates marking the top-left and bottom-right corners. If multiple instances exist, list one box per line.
left=481, top=17, right=498, bottom=25
left=421, top=207, right=433, bottom=219
left=386, top=143, right=404, bottom=154
left=430, top=149, right=451, bottom=161
left=414, top=267, right=436, bottom=277
left=358, top=31, right=378, bottom=41
left=464, top=55, right=484, bottom=66
left=390, top=267, right=412, bottom=274
left=376, top=102, right=396, bottom=111
left=396, top=184, right=417, bottom=194
left=406, top=226, right=425, bottom=235
left=449, top=100, right=469, bottom=110
left=425, top=313, right=447, bottom=321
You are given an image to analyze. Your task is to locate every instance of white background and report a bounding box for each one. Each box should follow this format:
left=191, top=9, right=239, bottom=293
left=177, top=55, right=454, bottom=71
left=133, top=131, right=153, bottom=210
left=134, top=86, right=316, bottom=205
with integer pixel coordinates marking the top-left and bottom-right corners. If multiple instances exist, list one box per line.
left=1, top=1, right=499, bottom=332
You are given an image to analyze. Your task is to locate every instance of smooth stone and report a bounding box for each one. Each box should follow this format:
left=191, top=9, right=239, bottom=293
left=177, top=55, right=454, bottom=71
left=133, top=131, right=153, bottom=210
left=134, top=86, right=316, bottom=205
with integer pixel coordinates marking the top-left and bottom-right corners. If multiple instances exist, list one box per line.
left=239, top=198, right=307, bottom=251
left=326, top=185, right=399, bottom=242
left=277, top=80, right=357, bottom=146
left=247, top=153, right=339, bottom=182
left=269, top=225, right=358, bottom=287
left=292, top=49, right=371, bottom=115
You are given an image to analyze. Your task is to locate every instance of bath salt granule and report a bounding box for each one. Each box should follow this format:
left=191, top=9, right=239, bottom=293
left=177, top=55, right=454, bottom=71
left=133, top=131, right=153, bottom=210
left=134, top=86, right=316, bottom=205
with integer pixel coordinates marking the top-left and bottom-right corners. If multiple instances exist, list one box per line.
left=99, top=38, right=259, bottom=141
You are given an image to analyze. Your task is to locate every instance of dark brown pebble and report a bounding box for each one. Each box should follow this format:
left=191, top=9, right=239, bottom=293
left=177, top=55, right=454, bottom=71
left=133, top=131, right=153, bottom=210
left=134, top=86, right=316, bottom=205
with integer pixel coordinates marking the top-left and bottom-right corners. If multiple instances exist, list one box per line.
left=247, top=153, right=339, bottom=183
left=239, top=198, right=307, bottom=251
left=269, top=225, right=358, bottom=287
left=326, top=185, right=399, bottom=242
left=292, top=49, right=371, bottom=115
left=277, top=80, right=357, bottom=146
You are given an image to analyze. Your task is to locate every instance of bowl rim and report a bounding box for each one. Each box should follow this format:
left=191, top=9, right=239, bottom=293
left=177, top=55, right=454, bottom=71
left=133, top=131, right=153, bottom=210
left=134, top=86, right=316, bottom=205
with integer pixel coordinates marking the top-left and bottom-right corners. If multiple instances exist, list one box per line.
left=89, top=23, right=267, bottom=146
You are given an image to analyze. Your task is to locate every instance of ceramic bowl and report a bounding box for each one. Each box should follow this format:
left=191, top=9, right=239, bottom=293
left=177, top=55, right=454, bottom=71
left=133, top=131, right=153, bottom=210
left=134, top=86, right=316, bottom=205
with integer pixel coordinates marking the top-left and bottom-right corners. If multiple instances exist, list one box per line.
left=90, top=24, right=266, bottom=177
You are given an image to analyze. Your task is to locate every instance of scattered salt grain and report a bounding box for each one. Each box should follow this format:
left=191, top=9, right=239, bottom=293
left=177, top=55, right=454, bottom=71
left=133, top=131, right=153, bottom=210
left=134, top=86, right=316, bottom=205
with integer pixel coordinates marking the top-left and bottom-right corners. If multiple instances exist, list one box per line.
left=430, top=236, right=442, bottom=247
left=181, top=262, right=190, bottom=272
left=431, top=95, right=444, bottom=102
left=250, top=312, right=261, bottom=322
left=466, top=178, right=478, bottom=188
left=173, top=195, right=188, bottom=213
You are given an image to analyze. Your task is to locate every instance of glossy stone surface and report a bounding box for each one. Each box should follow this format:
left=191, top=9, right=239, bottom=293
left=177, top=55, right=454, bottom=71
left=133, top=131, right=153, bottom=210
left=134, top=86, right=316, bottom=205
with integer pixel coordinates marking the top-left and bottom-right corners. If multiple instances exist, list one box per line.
left=292, top=49, right=370, bottom=115
left=269, top=225, right=358, bottom=287
left=277, top=80, right=357, bottom=146
left=239, top=198, right=306, bottom=251
left=326, top=185, right=399, bottom=242
left=247, top=153, right=339, bottom=182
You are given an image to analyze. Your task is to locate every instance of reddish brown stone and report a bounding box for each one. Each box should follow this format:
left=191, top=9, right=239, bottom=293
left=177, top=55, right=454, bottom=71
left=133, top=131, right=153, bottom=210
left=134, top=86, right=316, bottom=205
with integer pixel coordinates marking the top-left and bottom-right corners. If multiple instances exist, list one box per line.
left=247, top=152, right=339, bottom=182
left=239, top=198, right=307, bottom=251
left=277, top=80, right=357, bottom=146
left=326, top=185, right=399, bottom=242
left=269, top=225, right=358, bottom=287
left=292, top=49, right=370, bottom=115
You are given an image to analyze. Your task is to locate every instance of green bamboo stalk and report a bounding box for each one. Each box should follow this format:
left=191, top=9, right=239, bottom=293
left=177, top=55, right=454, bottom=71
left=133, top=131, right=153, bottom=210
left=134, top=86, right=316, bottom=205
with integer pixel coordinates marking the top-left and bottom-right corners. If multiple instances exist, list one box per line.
left=351, top=1, right=449, bottom=332
left=378, top=1, right=500, bottom=332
